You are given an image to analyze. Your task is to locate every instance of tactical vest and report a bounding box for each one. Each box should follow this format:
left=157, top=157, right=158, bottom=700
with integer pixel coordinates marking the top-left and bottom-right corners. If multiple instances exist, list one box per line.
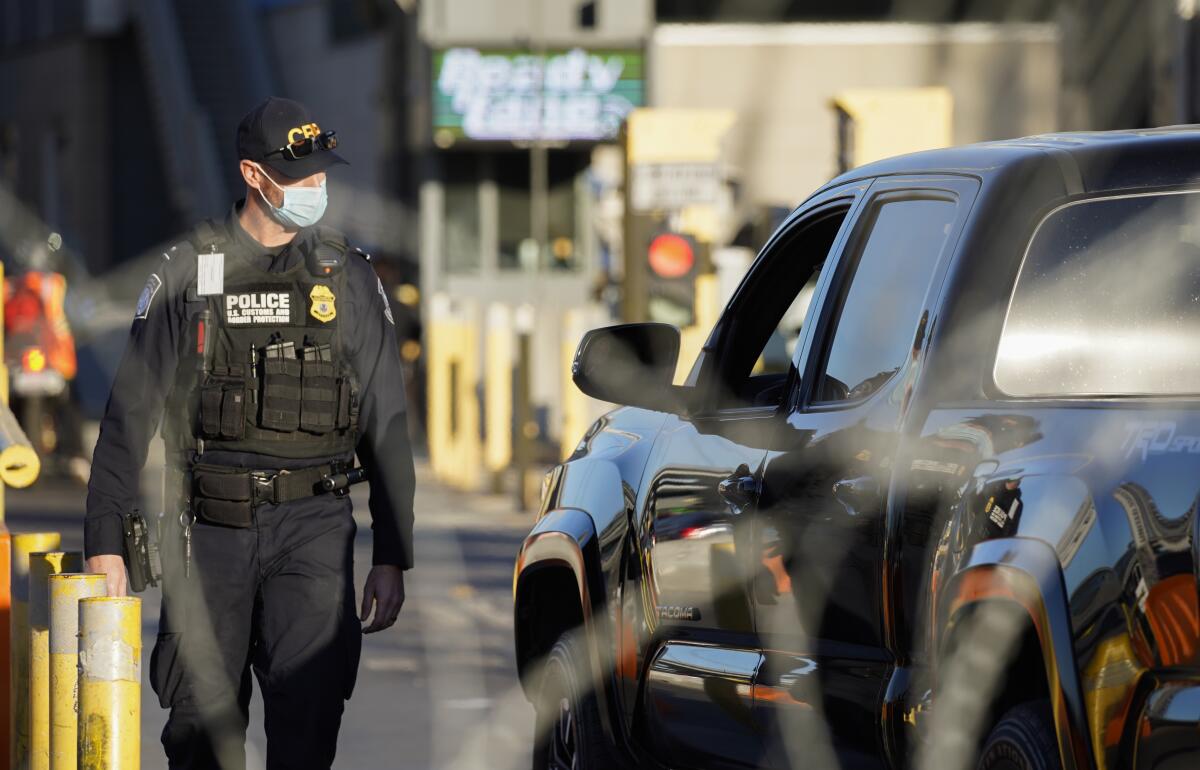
left=163, top=221, right=360, bottom=461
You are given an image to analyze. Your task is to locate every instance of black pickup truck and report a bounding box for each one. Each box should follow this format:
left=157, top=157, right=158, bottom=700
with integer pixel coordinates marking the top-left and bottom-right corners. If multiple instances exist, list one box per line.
left=513, top=129, right=1200, bottom=770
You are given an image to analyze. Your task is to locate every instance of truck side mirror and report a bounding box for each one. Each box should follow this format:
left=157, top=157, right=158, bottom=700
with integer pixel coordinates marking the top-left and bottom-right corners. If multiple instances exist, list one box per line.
left=572, top=323, right=683, bottom=413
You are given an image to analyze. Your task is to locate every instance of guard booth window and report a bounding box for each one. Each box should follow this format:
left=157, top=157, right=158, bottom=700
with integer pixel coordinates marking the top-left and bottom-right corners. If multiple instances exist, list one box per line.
left=814, top=197, right=957, bottom=403
left=442, top=154, right=481, bottom=274
left=496, top=151, right=590, bottom=271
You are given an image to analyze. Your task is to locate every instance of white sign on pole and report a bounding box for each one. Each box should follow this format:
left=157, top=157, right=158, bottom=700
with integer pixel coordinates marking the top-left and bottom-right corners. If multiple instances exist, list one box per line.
left=630, top=163, right=722, bottom=212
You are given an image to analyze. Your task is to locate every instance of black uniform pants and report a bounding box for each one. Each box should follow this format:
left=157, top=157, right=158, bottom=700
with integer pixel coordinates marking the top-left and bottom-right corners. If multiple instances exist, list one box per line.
left=150, top=492, right=362, bottom=770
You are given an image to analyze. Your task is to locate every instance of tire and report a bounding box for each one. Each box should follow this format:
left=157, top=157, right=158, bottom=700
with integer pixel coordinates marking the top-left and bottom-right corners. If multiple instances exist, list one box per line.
left=977, top=700, right=1061, bottom=770
left=531, top=633, right=624, bottom=770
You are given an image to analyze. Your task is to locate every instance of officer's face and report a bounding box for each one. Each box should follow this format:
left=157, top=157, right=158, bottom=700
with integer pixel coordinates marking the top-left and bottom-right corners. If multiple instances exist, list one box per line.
left=241, top=160, right=326, bottom=209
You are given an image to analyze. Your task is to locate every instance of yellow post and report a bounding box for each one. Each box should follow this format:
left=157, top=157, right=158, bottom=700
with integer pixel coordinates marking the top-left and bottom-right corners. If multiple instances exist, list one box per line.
left=77, top=597, right=140, bottom=770
left=48, top=574, right=105, bottom=770
left=675, top=274, right=720, bottom=384
left=483, top=304, right=513, bottom=490
left=427, top=294, right=451, bottom=482
left=452, top=309, right=481, bottom=490
left=560, top=309, right=590, bottom=461
left=11, top=533, right=61, bottom=769
left=28, top=553, right=81, bottom=770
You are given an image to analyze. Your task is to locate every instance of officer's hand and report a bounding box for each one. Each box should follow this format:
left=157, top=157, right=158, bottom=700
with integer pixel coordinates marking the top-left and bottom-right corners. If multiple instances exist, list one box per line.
left=85, top=554, right=128, bottom=598
left=360, top=565, right=405, bottom=633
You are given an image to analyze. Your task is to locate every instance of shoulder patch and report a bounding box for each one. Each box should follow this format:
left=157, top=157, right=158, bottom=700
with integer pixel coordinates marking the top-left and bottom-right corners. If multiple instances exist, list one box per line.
left=375, top=276, right=394, bottom=325
left=135, top=274, right=163, bottom=320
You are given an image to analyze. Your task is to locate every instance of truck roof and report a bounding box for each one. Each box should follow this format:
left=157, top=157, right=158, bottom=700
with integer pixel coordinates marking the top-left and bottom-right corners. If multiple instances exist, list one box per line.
left=819, top=125, right=1200, bottom=195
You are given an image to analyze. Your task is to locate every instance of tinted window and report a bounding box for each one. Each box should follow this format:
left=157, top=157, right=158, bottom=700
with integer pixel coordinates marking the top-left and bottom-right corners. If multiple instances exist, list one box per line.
left=996, top=192, right=1200, bottom=396
left=815, top=197, right=956, bottom=402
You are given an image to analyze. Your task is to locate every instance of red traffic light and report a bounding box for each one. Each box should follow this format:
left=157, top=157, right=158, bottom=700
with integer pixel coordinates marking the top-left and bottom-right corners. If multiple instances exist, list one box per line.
left=648, top=233, right=695, bottom=279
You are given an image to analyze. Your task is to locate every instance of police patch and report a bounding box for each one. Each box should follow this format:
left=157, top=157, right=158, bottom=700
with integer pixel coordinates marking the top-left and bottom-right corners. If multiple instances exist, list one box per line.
left=134, top=274, right=162, bottom=320
left=226, top=292, right=292, bottom=325
left=375, top=276, right=394, bottom=325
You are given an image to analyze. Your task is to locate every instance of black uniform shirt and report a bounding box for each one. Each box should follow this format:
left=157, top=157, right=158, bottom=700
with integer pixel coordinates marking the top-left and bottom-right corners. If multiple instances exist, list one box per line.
left=84, top=205, right=417, bottom=568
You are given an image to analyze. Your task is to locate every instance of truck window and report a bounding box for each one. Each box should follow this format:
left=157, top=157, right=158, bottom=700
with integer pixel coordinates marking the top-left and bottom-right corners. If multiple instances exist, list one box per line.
left=813, top=197, right=957, bottom=403
left=715, top=205, right=849, bottom=410
left=996, top=192, right=1200, bottom=397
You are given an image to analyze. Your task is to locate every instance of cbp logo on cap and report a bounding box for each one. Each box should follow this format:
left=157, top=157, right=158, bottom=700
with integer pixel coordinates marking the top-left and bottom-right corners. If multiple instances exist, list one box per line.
left=288, top=123, right=322, bottom=145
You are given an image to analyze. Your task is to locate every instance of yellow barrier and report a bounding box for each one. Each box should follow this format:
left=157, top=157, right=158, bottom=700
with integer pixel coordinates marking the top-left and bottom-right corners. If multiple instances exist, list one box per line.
left=11, top=533, right=61, bottom=769
left=427, top=295, right=481, bottom=490
left=427, top=294, right=453, bottom=485
left=0, top=404, right=39, bottom=491
left=48, top=574, right=105, bottom=770
left=77, top=597, right=140, bottom=770
left=675, top=274, right=720, bottom=385
left=560, top=309, right=590, bottom=461
left=28, top=553, right=81, bottom=770
left=483, top=303, right=513, bottom=489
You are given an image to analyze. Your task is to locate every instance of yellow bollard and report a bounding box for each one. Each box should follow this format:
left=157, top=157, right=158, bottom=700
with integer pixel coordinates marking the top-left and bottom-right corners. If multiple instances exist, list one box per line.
left=427, top=293, right=451, bottom=482
left=29, top=553, right=82, bottom=770
left=449, top=306, right=481, bottom=491
left=484, top=303, right=513, bottom=489
left=48, top=574, right=106, bottom=770
left=11, top=532, right=61, bottom=769
left=77, top=597, right=140, bottom=770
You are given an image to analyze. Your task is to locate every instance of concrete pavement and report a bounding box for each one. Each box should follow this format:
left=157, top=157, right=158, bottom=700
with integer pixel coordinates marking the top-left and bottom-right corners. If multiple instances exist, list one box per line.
left=6, top=460, right=537, bottom=769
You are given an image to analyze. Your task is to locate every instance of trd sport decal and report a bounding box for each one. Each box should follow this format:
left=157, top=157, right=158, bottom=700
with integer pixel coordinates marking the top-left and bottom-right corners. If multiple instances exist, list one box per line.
left=225, top=292, right=292, bottom=325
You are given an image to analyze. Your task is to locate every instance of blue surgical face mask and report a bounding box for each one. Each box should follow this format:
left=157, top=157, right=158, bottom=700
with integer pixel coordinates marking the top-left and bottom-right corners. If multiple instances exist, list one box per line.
left=256, top=166, right=328, bottom=228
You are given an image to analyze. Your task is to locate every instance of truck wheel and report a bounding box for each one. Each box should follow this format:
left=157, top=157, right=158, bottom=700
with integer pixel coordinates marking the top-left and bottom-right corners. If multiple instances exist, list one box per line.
left=977, top=700, right=1060, bottom=770
left=532, top=633, right=623, bottom=770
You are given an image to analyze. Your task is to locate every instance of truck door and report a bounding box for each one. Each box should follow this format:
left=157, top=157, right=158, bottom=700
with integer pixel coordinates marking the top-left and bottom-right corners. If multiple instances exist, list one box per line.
left=636, top=183, right=868, bottom=769
left=751, top=178, right=977, bottom=769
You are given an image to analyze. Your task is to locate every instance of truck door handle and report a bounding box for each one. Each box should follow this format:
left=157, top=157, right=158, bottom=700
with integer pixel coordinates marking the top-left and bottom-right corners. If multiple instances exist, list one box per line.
left=718, top=465, right=759, bottom=513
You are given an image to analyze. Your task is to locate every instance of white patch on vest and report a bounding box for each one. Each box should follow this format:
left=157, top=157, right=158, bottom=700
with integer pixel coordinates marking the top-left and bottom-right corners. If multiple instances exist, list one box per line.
left=197, top=252, right=225, bottom=295
left=225, top=292, right=292, bottom=325
left=134, top=274, right=162, bottom=320
left=375, top=276, right=394, bottom=325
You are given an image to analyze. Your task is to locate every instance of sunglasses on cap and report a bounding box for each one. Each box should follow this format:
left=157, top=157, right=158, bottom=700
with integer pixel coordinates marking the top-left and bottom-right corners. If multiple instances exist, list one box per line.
left=265, top=130, right=339, bottom=161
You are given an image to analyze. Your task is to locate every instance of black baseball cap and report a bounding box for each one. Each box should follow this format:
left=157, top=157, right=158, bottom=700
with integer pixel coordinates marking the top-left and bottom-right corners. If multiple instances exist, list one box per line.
left=236, top=97, right=348, bottom=180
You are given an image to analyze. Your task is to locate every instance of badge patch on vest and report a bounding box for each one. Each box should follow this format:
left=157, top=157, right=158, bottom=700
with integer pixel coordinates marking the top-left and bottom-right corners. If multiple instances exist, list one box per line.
left=225, top=292, right=293, bottom=325
left=309, top=284, right=336, bottom=323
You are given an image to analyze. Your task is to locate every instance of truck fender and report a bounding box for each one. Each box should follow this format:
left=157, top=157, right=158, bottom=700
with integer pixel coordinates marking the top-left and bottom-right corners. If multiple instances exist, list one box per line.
left=942, top=537, right=1096, bottom=770
left=514, top=507, right=619, bottom=738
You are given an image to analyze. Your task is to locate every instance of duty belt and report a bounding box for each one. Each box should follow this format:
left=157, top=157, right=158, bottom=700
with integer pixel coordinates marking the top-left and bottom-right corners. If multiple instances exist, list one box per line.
left=191, top=462, right=347, bottom=528
left=249, top=465, right=336, bottom=506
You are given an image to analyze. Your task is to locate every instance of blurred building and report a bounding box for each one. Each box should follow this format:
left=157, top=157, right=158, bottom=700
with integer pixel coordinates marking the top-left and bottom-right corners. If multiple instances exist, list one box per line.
left=3, top=0, right=1200, bottom=470
left=0, top=0, right=420, bottom=279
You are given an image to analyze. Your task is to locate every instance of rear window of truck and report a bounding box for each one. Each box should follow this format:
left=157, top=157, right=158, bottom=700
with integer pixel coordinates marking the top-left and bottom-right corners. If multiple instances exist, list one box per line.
left=995, top=191, right=1200, bottom=397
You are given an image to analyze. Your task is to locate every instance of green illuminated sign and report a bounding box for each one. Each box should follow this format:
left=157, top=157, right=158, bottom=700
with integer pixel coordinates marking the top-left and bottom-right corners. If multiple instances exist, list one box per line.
left=432, top=47, right=645, bottom=143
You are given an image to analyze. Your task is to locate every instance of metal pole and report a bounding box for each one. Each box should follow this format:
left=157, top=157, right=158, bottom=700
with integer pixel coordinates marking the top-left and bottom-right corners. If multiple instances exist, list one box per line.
left=1180, top=0, right=1197, bottom=123
left=11, top=533, right=61, bottom=769
left=530, top=145, right=549, bottom=271
left=529, top=0, right=548, bottom=272
left=514, top=330, right=533, bottom=511
left=77, top=598, right=141, bottom=770
left=48, top=574, right=105, bottom=770
left=28, top=553, right=81, bottom=770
